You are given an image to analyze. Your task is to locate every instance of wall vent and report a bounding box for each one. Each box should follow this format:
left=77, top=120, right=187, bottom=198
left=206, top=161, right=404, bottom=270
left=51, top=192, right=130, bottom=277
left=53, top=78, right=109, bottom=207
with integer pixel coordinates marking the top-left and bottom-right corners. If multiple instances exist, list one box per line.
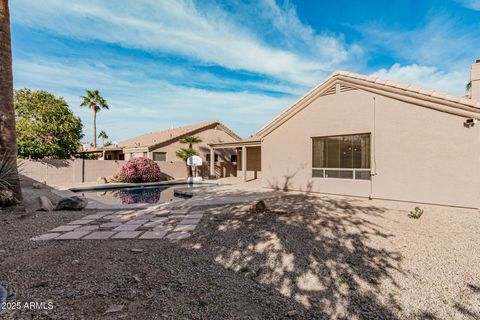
left=320, top=85, right=336, bottom=97
left=339, top=84, right=357, bottom=92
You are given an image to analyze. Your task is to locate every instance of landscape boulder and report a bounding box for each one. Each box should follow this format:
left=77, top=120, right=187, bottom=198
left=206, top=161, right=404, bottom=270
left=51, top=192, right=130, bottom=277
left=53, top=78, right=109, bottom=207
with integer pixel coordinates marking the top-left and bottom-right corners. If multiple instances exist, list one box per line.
left=248, top=200, right=268, bottom=213
left=32, top=182, right=44, bottom=189
left=97, top=177, right=108, bottom=184
left=55, top=196, right=88, bottom=211
left=37, top=196, right=54, bottom=212
left=0, top=189, right=15, bottom=207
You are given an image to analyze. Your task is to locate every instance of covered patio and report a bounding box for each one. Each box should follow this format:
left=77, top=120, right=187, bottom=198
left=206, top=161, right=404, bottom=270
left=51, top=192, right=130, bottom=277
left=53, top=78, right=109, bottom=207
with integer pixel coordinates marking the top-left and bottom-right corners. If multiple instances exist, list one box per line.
left=209, top=136, right=262, bottom=182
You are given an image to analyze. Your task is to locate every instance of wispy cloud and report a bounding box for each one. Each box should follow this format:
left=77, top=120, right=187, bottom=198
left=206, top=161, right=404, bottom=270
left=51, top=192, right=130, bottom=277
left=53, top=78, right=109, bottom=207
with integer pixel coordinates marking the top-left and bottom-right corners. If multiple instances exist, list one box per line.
left=13, top=57, right=295, bottom=142
left=370, top=63, right=468, bottom=95
left=458, top=0, right=480, bottom=10
left=11, top=0, right=358, bottom=86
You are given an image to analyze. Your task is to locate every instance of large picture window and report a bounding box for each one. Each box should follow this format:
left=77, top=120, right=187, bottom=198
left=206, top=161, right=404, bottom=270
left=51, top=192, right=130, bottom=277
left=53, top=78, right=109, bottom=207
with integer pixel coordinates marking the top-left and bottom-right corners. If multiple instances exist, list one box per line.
left=153, top=152, right=166, bottom=161
left=312, top=134, right=371, bottom=180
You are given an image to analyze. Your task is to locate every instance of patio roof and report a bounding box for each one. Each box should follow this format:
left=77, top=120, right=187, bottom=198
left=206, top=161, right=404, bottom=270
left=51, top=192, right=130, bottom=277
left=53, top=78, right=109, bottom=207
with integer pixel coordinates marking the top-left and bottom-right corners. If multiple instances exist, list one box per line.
left=209, top=134, right=261, bottom=149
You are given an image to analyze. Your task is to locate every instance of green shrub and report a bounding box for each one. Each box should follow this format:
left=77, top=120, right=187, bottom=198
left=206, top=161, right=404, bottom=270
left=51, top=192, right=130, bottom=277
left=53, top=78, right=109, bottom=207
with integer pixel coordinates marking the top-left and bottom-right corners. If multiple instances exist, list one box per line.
left=408, top=207, right=424, bottom=219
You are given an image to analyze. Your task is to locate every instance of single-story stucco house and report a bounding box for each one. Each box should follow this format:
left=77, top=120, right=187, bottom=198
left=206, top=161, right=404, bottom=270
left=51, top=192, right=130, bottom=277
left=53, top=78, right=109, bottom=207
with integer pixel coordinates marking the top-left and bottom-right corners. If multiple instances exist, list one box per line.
left=89, top=120, right=241, bottom=178
left=211, top=60, right=480, bottom=208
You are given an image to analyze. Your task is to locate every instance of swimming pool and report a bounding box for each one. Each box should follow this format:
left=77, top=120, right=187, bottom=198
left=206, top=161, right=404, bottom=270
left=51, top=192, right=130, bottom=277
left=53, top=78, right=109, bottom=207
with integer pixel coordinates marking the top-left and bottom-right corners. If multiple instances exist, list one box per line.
left=74, top=184, right=202, bottom=205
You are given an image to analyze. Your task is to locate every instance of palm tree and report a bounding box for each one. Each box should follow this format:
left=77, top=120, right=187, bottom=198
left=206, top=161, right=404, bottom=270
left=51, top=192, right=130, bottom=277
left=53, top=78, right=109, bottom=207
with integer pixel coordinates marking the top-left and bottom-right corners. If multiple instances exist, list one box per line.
left=175, top=148, right=199, bottom=178
left=0, top=0, right=23, bottom=204
left=80, top=90, right=109, bottom=148
left=98, top=130, right=108, bottom=146
left=179, top=135, right=202, bottom=149
left=177, top=136, right=202, bottom=177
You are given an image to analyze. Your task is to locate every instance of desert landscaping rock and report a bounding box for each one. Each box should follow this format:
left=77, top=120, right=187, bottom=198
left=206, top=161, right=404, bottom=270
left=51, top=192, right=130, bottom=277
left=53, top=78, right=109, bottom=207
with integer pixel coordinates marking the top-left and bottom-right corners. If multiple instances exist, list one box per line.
left=111, top=231, right=142, bottom=239
left=38, top=196, right=54, bottom=211
left=55, top=196, right=88, bottom=210
left=83, top=231, right=116, bottom=240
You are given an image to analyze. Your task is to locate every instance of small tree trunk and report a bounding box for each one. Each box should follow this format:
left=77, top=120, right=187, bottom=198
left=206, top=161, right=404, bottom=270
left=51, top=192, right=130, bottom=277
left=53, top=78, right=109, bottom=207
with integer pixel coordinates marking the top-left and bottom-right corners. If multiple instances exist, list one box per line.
left=0, top=0, right=23, bottom=203
left=93, top=108, right=97, bottom=148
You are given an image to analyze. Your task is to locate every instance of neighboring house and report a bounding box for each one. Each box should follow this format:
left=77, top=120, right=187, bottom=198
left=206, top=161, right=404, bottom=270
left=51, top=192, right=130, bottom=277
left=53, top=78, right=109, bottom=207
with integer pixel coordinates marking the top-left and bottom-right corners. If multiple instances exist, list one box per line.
left=103, top=120, right=241, bottom=178
left=211, top=60, right=480, bottom=208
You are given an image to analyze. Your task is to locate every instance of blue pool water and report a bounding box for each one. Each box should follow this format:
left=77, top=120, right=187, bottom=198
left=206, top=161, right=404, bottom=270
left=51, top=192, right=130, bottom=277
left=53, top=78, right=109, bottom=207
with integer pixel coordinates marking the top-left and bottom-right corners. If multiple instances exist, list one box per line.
left=75, top=184, right=198, bottom=205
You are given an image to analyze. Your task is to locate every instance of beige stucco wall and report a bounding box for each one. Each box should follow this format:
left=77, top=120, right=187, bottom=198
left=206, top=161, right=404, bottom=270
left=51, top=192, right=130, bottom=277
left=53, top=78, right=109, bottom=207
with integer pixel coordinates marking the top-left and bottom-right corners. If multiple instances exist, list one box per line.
left=261, top=89, right=480, bottom=208
left=18, top=159, right=189, bottom=185
left=237, top=146, right=262, bottom=179
left=149, top=126, right=238, bottom=178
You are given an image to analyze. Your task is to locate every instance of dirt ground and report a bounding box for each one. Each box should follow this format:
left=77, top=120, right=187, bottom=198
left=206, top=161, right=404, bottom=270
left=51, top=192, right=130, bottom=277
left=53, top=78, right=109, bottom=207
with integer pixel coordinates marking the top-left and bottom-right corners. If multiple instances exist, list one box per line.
left=1, top=182, right=480, bottom=319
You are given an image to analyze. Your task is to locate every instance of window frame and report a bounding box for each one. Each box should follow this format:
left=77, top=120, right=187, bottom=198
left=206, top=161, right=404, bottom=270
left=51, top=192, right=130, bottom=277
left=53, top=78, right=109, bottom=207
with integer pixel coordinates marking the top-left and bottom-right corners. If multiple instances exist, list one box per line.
left=152, top=152, right=167, bottom=162
left=311, top=133, right=371, bottom=180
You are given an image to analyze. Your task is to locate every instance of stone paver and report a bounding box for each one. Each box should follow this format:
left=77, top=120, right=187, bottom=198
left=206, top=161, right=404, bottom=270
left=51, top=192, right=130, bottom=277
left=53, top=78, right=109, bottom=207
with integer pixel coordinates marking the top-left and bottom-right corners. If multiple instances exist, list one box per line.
left=31, top=233, right=61, bottom=241
left=75, top=225, right=100, bottom=232
left=124, top=219, right=149, bottom=225
left=99, top=222, right=122, bottom=229
left=143, top=220, right=167, bottom=228
left=174, top=224, right=197, bottom=232
left=113, top=224, right=140, bottom=231
left=34, top=205, right=205, bottom=241
left=111, top=231, right=142, bottom=239
left=186, top=213, right=203, bottom=219
left=83, top=213, right=109, bottom=219
left=153, top=225, right=173, bottom=232
left=68, top=219, right=94, bottom=225
left=179, top=218, right=201, bottom=225
left=139, top=231, right=167, bottom=239
left=170, top=208, right=189, bottom=215
left=55, top=231, right=91, bottom=240
left=83, top=231, right=116, bottom=240
left=166, top=232, right=191, bottom=240
left=50, top=225, right=80, bottom=232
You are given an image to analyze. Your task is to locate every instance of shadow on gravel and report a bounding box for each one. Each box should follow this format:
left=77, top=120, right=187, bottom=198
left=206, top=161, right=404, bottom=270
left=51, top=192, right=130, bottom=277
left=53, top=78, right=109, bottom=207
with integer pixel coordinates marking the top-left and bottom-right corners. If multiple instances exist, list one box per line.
left=192, top=194, right=403, bottom=319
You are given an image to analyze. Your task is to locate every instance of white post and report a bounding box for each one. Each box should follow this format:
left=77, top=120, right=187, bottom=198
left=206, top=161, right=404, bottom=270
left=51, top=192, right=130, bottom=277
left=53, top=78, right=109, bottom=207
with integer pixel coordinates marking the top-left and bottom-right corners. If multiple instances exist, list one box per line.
left=209, top=147, right=215, bottom=178
left=242, top=146, right=247, bottom=182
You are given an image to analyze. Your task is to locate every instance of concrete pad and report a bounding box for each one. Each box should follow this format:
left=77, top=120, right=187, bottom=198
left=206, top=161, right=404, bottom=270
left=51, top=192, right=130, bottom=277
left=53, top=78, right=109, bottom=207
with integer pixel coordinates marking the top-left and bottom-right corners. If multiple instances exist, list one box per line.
left=111, top=231, right=142, bottom=239
left=113, top=224, right=140, bottom=231
left=143, top=220, right=167, bottom=228
left=134, top=214, right=155, bottom=220
left=150, top=217, right=168, bottom=222
left=103, top=214, right=124, bottom=220
left=83, top=231, right=116, bottom=240
left=153, top=209, right=170, bottom=216
left=115, top=210, right=136, bottom=215
left=50, top=225, right=80, bottom=232
left=173, top=224, right=197, bottom=232
left=166, top=232, right=191, bottom=240
left=139, top=231, right=167, bottom=239
left=31, top=233, right=61, bottom=241
left=68, top=219, right=94, bottom=225
left=55, top=231, right=91, bottom=240
left=75, top=225, right=100, bottom=232
left=169, top=215, right=186, bottom=220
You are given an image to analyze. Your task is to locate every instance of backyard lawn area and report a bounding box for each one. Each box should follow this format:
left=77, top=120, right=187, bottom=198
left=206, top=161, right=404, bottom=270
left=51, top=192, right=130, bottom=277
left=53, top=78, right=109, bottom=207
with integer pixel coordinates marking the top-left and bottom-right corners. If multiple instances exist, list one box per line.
left=1, top=184, right=479, bottom=319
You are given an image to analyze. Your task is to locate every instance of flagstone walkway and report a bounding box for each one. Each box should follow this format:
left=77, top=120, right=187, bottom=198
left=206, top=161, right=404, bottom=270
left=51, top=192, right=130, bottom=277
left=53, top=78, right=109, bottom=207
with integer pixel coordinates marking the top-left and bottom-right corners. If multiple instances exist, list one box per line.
left=31, top=207, right=202, bottom=241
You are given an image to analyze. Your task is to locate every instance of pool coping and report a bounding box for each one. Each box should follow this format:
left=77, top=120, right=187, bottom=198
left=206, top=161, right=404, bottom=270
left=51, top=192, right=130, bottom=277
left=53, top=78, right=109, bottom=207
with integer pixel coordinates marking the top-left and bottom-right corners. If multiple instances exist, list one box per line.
left=53, top=180, right=217, bottom=210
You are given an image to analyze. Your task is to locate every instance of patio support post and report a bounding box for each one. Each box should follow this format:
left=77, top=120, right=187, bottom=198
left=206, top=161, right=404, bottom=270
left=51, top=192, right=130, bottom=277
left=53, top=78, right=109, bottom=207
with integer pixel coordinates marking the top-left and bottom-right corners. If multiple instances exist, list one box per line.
left=242, top=145, right=247, bottom=182
left=209, top=146, right=215, bottom=178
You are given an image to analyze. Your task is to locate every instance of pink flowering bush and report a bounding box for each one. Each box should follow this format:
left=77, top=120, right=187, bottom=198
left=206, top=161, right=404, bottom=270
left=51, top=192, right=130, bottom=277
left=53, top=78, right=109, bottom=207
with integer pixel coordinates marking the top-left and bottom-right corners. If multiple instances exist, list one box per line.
left=116, top=157, right=161, bottom=183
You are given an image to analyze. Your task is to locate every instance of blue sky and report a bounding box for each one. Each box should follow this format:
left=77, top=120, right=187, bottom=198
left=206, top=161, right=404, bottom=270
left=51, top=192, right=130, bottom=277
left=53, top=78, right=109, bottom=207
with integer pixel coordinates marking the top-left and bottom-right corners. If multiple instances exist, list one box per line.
left=9, top=0, right=480, bottom=143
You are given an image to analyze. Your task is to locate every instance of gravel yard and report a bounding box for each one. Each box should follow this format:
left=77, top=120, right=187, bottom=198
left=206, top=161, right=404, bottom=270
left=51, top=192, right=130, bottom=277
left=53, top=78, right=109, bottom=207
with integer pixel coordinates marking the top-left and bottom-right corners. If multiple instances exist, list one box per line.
left=1, top=184, right=480, bottom=319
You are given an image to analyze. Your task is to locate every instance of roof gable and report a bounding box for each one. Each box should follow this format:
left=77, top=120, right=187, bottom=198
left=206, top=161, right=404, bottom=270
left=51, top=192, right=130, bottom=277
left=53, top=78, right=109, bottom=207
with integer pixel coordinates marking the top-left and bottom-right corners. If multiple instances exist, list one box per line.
left=119, top=120, right=241, bottom=150
left=256, top=71, right=480, bottom=137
